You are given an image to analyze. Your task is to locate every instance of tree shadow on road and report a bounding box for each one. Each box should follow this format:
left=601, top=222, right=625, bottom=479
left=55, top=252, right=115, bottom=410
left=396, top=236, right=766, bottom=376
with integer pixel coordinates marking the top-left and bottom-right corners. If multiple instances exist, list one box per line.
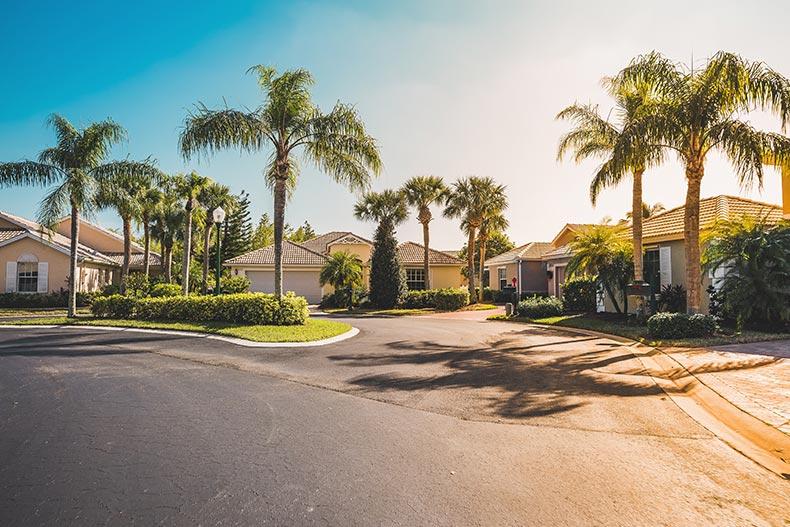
left=0, top=330, right=190, bottom=357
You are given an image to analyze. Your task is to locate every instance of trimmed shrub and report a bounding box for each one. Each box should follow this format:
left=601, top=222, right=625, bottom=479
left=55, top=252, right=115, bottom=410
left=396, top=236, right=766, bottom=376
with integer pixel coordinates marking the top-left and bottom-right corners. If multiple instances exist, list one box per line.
left=99, top=283, right=121, bottom=297
left=647, top=312, right=718, bottom=339
left=149, top=283, right=182, bottom=298
left=434, top=288, right=470, bottom=311
left=516, top=296, right=563, bottom=319
left=562, top=278, right=597, bottom=313
left=0, top=291, right=94, bottom=308
left=91, top=292, right=309, bottom=325
left=123, top=273, right=150, bottom=298
left=401, top=289, right=437, bottom=309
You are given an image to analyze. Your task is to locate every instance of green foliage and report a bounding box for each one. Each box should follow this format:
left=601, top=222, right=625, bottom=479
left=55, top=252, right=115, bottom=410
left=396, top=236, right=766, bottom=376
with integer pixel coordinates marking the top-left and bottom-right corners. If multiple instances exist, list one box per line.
left=0, top=291, right=95, bottom=308
left=221, top=275, right=251, bottom=294
left=92, top=292, right=309, bottom=325
left=320, top=251, right=363, bottom=310
left=562, top=278, right=597, bottom=313
left=459, top=232, right=515, bottom=281
left=223, top=190, right=253, bottom=260
left=123, top=273, right=150, bottom=298
left=401, top=289, right=437, bottom=309
left=149, top=283, right=182, bottom=298
left=99, top=283, right=121, bottom=297
left=657, top=284, right=686, bottom=313
left=703, top=219, right=790, bottom=326
left=647, top=312, right=718, bottom=339
left=433, top=288, right=470, bottom=311
left=287, top=221, right=317, bottom=244
left=320, top=286, right=368, bottom=309
left=516, top=296, right=564, bottom=319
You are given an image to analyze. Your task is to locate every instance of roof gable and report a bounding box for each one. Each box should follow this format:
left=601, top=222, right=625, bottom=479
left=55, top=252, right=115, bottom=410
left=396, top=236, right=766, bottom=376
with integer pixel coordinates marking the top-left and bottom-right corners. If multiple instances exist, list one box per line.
left=550, top=224, right=596, bottom=248
left=485, top=242, right=553, bottom=266
left=224, top=240, right=328, bottom=266
left=397, top=241, right=465, bottom=265
left=300, top=231, right=372, bottom=255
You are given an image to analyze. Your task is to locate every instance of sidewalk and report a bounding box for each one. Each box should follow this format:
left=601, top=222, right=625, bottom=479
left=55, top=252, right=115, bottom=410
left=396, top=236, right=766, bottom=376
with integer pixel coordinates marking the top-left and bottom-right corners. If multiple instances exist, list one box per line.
left=660, top=340, right=790, bottom=437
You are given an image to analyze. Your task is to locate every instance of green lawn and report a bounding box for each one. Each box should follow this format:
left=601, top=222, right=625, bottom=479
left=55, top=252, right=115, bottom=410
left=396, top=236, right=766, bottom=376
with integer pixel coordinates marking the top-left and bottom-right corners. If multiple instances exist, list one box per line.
left=487, top=313, right=790, bottom=348
left=0, top=307, right=91, bottom=317
left=0, top=317, right=352, bottom=343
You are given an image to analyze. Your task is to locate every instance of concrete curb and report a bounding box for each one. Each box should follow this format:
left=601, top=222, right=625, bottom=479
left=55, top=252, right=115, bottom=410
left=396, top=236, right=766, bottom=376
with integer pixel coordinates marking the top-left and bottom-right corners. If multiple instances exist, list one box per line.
left=0, top=324, right=360, bottom=348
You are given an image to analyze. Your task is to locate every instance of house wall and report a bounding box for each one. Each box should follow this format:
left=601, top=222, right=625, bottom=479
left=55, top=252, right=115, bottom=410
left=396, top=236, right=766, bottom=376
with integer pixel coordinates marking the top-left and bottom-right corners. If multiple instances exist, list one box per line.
left=545, top=256, right=572, bottom=298
left=0, top=218, right=23, bottom=229
left=427, top=265, right=464, bottom=289
left=1, top=237, right=71, bottom=293
left=57, top=219, right=127, bottom=253
left=519, top=260, right=548, bottom=294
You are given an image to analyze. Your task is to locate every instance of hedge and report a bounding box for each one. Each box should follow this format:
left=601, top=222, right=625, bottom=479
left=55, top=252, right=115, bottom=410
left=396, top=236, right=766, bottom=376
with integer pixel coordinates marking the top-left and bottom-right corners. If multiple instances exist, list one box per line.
left=149, top=283, right=182, bottom=298
left=91, top=292, right=309, bottom=326
left=516, top=296, right=563, bottom=319
left=562, top=278, right=597, bottom=313
left=401, top=289, right=437, bottom=309
left=399, top=288, right=469, bottom=311
left=647, top=312, right=718, bottom=339
left=0, top=291, right=97, bottom=308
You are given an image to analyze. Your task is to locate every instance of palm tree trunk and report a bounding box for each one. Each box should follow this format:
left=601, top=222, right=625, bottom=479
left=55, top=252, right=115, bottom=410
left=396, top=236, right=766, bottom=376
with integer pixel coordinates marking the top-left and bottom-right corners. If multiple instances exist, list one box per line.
left=422, top=221, right=431, bottom=290
left=182, top=203, right=193, bottom=295
left=467, top=229, right=477, bottom=303
left=202, top=221, right=212, bottom=294
left=273, top=176, right=287, bottom=300
left=684, top=168, right=704, bottom=314
left=164, top=241, right=173, bottom=283
left=632, top=169, right=644, bottom=282
left=478, top=238, right=487, bottom=298
left=68, top=203, right=79, bottom=318
left=121, top=216, right=132, bottom=295
left=143, top=218, right=151, bottom=278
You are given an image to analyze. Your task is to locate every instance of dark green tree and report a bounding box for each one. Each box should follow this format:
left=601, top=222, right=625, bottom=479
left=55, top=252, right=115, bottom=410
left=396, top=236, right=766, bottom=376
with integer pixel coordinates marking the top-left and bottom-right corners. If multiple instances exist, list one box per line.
left=223, top=191, right=253, bottom=260
left=251, top=213, right=274, bottom=249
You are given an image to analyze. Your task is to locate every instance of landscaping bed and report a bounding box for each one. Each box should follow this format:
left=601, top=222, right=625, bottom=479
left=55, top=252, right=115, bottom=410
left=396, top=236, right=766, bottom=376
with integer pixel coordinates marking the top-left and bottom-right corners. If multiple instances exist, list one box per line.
left=488, top=312, right=790, bottom=348
left=0, top=316, right=352, bottom=343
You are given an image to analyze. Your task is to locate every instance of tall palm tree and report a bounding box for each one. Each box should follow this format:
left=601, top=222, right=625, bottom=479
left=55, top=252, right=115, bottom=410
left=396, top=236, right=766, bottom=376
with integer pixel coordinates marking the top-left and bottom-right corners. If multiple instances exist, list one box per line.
left=401, top=175, right=447, bottom=290
left=475, top=212, right=509, bottom=292
left=0, top=114, right=160, bottom=317
left=138, top=184, right=164, bottom=278
left=320, top=250, right=364, bottom=310
left=174, top=172, right=212, bottom=295
left=354, top=190, right=409, bottom=308
left=180, top=66, right=382, bottom=299
left=443, top=177, right=507, bottom=303
left=96, top=167, right=162, bottom=292
left=199, top=182, right=234, bottom=293
left=152, top=191, right=182, bottom=284
left=612, top=51, right=790, bottom=313
left=557, top=77, right=663, bottom=291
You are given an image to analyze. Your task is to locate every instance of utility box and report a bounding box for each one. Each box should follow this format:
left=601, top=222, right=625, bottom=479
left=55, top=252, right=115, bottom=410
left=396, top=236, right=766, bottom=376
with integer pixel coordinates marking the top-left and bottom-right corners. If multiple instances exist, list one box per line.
left=505, top=303, right=513, bottom=316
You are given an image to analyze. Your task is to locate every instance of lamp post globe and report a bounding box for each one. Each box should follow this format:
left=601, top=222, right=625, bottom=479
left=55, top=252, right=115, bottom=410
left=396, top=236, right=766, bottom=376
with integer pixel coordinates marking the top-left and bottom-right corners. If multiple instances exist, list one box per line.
left=213, top=207, right=226, bottom=296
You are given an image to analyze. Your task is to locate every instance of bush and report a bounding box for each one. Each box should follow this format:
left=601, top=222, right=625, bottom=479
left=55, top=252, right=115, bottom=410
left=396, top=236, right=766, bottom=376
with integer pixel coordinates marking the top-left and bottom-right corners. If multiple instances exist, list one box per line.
left=516, top=296, right=563, bottom=319
left=149, top=283, right=182, bottom=298
left=123, top=273, right=150, bottom=298
left=434, top=288, right=470, bottom=311
left=91, top=292, right=309, bottom=325
left=401, top=289, right=437, bottom=309
left=562, top=278, right=597, bottom=313
left=205, top=275, right=252, bottom=295
left=657, top=284, right=686, bottom=313
left=320, top=287, right=368, bottom=309
left=99, top=283, right=121, bottom=297
left=647, top=312, right=718, bottom=339
left=0, top=291, right=94, bottom=308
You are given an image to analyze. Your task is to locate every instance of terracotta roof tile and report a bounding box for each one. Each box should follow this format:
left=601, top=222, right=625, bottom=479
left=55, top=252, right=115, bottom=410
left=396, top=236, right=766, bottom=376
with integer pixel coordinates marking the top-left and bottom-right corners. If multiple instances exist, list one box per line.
left=0, top=229, right=26, bottom=243
left=485, top=242, right=553, bottom=266
left=224, top=240, right=328, bottom=266
left=397, top=241, right=465, bottom=265
left=102, top=252, right=163, bottom=267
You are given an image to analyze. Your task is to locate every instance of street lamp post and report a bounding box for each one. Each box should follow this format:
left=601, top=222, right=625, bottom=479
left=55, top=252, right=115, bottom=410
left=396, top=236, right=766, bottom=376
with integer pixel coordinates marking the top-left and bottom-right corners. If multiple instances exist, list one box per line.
left=213, top=206, right=226, bottom=296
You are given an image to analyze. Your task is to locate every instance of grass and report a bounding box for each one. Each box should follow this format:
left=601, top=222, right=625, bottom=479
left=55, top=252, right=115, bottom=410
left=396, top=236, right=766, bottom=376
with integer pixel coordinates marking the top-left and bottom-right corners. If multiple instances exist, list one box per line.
left=487, top=313, right=790, bottom=348
left=0, top=307, right=91, bottom=317
left=0, top=317, right=352, bottom=343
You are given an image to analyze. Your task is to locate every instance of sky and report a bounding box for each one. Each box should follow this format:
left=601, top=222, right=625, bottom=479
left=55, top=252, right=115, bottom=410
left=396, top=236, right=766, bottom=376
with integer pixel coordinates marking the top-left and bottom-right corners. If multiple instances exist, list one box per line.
left=1, top=0, right=788, bottom=249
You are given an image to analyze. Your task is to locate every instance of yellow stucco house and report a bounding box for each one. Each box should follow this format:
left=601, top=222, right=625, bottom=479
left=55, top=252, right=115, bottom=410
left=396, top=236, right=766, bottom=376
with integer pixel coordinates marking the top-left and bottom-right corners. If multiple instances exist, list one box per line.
left=224, top=231, right=466, bottom=303
left=0, top=210, right=161, bottom=294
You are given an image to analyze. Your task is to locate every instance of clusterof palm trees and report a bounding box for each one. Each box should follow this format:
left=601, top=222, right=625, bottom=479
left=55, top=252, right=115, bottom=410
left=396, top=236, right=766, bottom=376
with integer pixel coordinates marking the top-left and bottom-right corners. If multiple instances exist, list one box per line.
left=180, top=65, right=382, bottom=300
left=401, top=176, right=447, bottom=290
left=0, top=114, right=162, bottom=317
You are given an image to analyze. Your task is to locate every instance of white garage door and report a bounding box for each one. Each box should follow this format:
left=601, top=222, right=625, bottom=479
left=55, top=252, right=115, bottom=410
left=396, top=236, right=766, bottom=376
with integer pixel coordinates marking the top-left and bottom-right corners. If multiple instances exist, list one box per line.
left=245, top=270, right=323, bottom=304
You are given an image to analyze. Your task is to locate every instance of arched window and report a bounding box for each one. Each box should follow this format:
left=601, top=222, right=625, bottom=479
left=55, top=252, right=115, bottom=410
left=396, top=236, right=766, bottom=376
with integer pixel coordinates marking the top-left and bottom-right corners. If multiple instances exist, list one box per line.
left=17, top=253, right=39, bottom=293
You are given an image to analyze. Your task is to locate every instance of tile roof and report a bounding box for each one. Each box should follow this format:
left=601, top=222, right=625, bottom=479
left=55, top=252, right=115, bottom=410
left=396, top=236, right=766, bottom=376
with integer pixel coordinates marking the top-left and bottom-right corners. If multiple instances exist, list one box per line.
left=300, top=231, right=373, bottom=254
left=628, top=195, right=783, bottom=240
left=541, top=244, right=574, bottom=259
left=102, top=252, right=163, bottom=267
left=485, top=242, right=553, bottom=266
left=224, top=240, right=328, bottom=266
left=0, top=229, right=26, bottom=243
left=397, top=241, right=465, bottom=265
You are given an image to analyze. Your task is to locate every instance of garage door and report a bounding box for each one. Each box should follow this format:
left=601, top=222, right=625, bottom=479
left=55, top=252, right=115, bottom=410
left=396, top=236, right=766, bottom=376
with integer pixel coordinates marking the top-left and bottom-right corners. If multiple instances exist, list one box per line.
left=245, top=270, right=323, bottom=304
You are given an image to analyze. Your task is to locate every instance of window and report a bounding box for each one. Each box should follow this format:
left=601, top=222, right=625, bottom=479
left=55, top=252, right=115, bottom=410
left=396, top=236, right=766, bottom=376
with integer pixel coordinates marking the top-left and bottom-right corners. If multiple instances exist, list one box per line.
left=498, top=267, right=507, bottom=289
left=405, top=268, right=426, bottom=290
left=17, top=262, right=38, bottom=293
left=643, top=249, right=660, bottom=292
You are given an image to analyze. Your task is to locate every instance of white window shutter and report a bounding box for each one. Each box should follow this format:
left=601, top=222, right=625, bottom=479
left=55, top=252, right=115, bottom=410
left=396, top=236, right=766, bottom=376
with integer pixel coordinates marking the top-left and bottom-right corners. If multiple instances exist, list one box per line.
left=6, top=262, right=16, bottom=292
left=659, top=247, right=672, bottom=288
left=37, top=262, right=49, bottom=293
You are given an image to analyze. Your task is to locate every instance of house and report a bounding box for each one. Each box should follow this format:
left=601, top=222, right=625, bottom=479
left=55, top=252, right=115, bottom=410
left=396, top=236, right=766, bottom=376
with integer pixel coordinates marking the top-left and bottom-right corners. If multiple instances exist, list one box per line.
left=224, top=232, right=466, bottom=303
left=483, top=242, right=553, bottom=296
left=543, top=224, right=596, bottom=299
left=0, top=210, right=161, bottom=294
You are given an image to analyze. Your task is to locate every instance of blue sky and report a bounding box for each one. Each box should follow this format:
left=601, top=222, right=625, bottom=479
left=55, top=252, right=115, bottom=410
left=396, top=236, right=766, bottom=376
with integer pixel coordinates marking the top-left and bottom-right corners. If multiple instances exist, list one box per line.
left=1, top=0, right=788, bottom=248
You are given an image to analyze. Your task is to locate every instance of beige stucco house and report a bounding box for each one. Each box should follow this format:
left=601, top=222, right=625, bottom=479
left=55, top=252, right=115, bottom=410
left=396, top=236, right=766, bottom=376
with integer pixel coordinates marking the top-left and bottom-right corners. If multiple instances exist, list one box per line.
left=224, top=231, right=466, bottom=303
left=0, top=210, right=161, bottom=294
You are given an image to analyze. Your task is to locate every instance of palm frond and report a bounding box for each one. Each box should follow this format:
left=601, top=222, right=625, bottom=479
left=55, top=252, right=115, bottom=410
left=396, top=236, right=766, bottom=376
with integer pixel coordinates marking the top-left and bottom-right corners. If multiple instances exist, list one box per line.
left=180, top=105, right=270, bottom=161
left=0, top=161, right=63, bottom=187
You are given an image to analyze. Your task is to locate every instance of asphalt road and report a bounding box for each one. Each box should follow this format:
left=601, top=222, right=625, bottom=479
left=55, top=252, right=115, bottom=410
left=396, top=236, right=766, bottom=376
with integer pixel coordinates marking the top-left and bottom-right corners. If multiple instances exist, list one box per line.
left=0, top=317, right=788, bottom=526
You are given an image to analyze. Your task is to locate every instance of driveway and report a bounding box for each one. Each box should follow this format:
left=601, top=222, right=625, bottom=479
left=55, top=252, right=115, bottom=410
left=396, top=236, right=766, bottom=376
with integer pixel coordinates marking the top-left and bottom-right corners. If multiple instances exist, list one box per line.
left=0, top=319, right=788, bottom=526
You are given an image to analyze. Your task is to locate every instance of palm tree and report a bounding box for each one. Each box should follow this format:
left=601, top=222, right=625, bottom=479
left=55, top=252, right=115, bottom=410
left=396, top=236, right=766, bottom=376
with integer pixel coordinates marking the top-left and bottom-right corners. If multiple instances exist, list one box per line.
left=96, top=167, right=162, bottom=292
left=199, top=182, right=234, bottom=293
left=401, top=175, right=447, bottom=290
left=0, top=114, right=160, bottom=317
left=174, top=172, right=212, bottom=295
left=320, top=250, right=364, bottom=310
left=180, top=66, right=382, bottom=299
left=443, top=177, right=507, bottom=303
left=612, top=51, right=790, bottom=313
left=138, top=184, right=164, bottom=278
left=152, top=191, right=182, bottom=284
left=557, top=77, right=663, bottom=291
left=475, top=212, right=509, bottom=293
left=354, top=190, right=409, bottom=308
left=567, top=225, right=633, bottom=314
